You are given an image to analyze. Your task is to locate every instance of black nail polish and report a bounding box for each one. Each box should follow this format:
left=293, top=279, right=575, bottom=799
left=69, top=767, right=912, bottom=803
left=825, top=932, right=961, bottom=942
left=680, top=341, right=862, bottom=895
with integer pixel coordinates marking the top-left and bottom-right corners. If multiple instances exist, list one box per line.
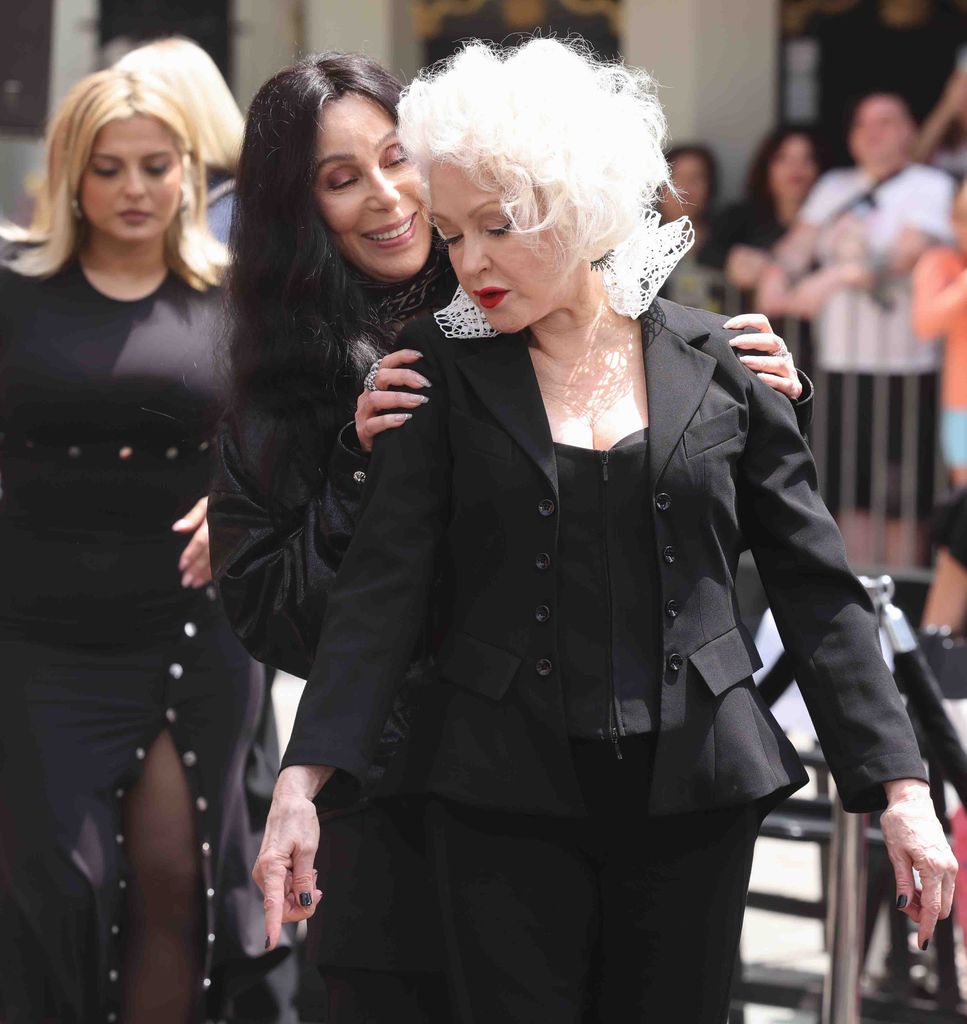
left=896, top=894, right=908, bottom=910
left=922, top=939, right=930, bottom=951
left=299, top=891, right=313, bottom=907
left=265, top=935, right=270, bottom=950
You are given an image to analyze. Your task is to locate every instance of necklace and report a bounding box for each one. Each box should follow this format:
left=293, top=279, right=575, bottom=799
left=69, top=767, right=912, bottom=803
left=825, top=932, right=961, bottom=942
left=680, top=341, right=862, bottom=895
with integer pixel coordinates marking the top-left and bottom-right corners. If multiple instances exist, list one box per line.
left=531, top=324, right=642, bottom=430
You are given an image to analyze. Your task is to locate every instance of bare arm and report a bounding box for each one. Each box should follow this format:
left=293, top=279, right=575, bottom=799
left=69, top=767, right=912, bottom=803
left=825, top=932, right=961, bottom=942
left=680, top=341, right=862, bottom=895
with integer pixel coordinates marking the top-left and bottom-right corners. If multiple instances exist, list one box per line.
left=914, top=69, right=967, bottom=163
left=889, top=226, right=934, bottom=276
left=755, top=259, right=867, bottom=321
left=913, top=252, right=967, bottom=337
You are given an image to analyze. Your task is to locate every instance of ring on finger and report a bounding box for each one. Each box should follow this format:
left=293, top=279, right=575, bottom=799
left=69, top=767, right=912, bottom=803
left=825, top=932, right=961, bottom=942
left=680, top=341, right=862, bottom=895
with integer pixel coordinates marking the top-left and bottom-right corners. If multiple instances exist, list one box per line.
left=364, top=359, right=382, bottom=392
left=776, top=340, right=789, bottom=359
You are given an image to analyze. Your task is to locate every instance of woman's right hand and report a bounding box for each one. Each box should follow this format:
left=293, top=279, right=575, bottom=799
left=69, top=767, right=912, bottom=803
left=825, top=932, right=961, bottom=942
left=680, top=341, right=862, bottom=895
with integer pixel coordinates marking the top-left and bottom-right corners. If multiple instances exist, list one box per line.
left=253, top=765, right=331, bottom=950
left=355, top=349, right=432, bottom=453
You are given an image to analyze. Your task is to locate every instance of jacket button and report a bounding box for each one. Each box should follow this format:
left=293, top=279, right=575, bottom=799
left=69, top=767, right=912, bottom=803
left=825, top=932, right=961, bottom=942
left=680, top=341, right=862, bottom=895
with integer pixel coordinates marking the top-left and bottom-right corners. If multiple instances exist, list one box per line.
left=353, top=470, right=367, bottom=484
left=665, top=599, right=679, bottom=619
left=535, top=605, right=551, bottom=623
left=536, top=658, right=553, bottom=676
left=662, top=545, right=676, bottom=565
left=538, top=499, right=556, bottom=517
left=535, top=552, right=551, bottom=571
left=667, top=653, right=684, bottom=672
left=655, top=492, right=671, bottom=512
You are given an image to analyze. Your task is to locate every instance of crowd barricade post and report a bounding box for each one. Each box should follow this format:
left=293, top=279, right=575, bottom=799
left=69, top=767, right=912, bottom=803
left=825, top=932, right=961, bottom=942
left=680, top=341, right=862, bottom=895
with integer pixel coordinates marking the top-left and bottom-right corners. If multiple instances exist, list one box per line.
left=822, top=797, right=868, bottom=1024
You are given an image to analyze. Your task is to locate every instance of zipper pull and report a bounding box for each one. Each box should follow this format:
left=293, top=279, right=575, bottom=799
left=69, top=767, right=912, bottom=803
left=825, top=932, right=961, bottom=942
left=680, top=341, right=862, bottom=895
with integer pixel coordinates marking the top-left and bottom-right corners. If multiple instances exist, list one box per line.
left=600, top=449, right=609, bottom=482
left=611, top=725, right=623, bottom=760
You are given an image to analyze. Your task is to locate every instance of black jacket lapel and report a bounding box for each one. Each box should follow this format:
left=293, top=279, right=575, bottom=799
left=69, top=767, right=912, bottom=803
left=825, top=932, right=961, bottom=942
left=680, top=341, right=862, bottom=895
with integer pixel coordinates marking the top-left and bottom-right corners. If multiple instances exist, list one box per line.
left=454, top=300, right=716, bottom=494
left=456, top=333, right=559, bottom=496
left=643, top=302, right=717, bottom=484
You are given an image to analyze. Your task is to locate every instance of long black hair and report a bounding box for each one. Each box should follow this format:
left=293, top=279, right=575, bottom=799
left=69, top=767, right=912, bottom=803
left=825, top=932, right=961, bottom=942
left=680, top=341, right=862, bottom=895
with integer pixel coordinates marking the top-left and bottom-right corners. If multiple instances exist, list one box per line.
left=745, top=124, right=829, bottom=222
left=225, top=53, right=404, bottom=483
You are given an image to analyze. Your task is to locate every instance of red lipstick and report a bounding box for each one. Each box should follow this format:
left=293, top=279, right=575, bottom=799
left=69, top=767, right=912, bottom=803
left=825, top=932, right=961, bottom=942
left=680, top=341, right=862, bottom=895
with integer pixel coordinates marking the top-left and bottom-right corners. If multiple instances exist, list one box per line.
left=474, top=288, right=509, bottom=309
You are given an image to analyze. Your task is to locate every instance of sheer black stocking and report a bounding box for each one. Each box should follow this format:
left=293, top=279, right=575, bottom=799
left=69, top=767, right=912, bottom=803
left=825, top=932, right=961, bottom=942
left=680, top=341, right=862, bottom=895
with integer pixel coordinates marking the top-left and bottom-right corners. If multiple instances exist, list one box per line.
left=120, top=729, right=204, bottom=1023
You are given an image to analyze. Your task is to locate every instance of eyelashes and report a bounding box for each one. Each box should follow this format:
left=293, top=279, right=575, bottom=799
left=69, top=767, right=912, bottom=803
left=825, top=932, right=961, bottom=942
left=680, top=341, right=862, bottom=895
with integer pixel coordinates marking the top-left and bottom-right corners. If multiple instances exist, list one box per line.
left=437, top=224, right=512, bottom=248
left=89, top=165, right=171, bottom=178
left=326, top=151, right=410, bottom=192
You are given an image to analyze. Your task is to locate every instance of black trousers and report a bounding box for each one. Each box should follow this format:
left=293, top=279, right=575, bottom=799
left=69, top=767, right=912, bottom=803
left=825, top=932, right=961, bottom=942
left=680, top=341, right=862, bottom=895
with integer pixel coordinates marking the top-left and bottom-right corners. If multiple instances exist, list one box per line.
left=429, top=735, right=761, bottom=1024
left=323, top=968, right=451, bottom=1023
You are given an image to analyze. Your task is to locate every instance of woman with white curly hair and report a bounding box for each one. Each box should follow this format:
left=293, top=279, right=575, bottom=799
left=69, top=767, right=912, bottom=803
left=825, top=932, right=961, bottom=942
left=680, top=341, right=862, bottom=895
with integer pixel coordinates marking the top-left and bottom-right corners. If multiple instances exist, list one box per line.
left=254, top=38, right=955, bottom=1021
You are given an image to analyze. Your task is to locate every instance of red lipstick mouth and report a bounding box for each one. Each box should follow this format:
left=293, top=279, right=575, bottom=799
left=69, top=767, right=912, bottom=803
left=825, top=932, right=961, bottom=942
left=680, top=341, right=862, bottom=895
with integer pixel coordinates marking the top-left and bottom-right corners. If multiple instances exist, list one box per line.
left=473, top=288, right=509, bottom=309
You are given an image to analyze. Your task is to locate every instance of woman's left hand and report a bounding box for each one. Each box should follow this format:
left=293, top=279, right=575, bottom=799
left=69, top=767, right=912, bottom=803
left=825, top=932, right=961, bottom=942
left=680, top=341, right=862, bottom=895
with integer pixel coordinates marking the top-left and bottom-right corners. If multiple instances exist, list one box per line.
left=725, top=313, right=803, bottom=400
left=172, top=496, right=212, bottom=589
left=881, top=778, right=958, bottom=950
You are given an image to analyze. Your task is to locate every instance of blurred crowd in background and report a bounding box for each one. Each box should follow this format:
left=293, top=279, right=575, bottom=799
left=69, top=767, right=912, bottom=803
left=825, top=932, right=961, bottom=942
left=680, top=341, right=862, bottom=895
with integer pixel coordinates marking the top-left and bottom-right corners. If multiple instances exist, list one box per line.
left=659, top=74, right=967, bottom=577
left=5, top=3, right=967, bottom=580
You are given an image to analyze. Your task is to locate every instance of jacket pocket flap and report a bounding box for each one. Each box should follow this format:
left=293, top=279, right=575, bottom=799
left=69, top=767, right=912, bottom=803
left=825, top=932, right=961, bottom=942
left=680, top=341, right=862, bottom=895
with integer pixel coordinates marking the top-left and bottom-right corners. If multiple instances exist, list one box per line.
left=684, top=405, right=740, bottom=459
left=689, top=626, right=763, bottom=697
left=437, top=631, right=521, bottom=701
left=450, top=408, right=515, bottom=462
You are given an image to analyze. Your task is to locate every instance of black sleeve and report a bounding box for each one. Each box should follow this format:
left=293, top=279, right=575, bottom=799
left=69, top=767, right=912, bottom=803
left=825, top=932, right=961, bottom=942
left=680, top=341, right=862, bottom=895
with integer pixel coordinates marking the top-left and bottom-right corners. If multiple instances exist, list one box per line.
left=792, top=371, right=814, bottom=438
left=208, top=412, right=368, bottom=678
left=280, top=323, right=451, bottom=788
left=734, top=349, right=925, bottom=812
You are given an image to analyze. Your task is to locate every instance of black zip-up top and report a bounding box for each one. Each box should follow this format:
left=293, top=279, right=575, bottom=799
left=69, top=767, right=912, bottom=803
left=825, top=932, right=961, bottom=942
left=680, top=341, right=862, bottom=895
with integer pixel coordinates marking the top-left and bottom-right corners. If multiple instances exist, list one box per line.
left=553, top=428, right=658, bottom=750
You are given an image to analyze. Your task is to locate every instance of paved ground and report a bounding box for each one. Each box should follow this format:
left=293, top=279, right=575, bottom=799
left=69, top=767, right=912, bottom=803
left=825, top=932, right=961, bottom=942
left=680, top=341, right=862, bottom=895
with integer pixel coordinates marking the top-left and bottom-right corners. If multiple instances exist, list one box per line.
left=271, top=676, right=875, bottom=1024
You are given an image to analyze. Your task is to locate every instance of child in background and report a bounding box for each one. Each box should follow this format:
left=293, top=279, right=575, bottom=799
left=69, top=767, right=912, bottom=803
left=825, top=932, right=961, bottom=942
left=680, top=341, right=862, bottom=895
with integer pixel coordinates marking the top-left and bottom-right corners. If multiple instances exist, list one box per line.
left=913, top=179, right=967, bottom=629
left=915, top=178, right=967, bottom=486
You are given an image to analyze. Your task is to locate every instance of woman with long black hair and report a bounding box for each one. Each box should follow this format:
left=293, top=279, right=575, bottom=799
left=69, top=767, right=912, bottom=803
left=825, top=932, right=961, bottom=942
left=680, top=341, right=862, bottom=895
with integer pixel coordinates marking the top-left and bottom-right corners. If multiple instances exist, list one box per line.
left=208, top=54, right=455, bottom=1024
left=208, top=52, right=810, bottom=1023
left=253, top=38, right=955, bottom=1023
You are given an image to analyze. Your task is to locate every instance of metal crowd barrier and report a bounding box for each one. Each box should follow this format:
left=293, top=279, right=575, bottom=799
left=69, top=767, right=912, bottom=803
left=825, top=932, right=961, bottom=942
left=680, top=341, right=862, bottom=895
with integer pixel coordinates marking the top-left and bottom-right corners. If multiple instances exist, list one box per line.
left=733, top=575, right=967, bottom=1023
left=662, top=265, right=946, bottom=572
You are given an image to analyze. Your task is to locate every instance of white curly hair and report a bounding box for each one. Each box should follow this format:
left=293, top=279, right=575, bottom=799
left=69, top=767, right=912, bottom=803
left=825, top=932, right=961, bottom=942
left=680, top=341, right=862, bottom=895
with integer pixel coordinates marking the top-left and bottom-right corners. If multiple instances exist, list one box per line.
left=397, top=37, right=673, bottom=268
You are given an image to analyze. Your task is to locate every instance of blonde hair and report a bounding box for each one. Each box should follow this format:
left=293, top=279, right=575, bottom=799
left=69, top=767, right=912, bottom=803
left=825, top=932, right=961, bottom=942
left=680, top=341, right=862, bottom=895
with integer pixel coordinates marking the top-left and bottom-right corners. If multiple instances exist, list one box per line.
left=398, top=37, right=672, bottom=270
left=116, top=37, right=243, bottom=176
left=2, top=67, right=225, bottom=289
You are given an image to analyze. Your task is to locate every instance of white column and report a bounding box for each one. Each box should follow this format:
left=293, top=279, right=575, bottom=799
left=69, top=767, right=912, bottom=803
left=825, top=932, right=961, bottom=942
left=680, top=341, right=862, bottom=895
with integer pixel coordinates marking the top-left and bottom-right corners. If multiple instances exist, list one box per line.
left=0, top=0, right=98, bottom=222
left=303, top=0, right=394, bottom=69
left=622, top=0, right=778, bottom=202
left=230, top=0, right=301, bottom=110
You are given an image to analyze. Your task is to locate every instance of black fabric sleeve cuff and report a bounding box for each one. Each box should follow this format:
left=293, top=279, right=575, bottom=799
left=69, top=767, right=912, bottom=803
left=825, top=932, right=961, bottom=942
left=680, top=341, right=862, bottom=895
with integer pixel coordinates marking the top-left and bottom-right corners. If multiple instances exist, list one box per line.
left=792, top=370, right=814, bottom=438
left=279, top=741, right=368, bottom=808
left=325, top=421, right=371, bottom=512
left=833, top=751, right=928, bottom=814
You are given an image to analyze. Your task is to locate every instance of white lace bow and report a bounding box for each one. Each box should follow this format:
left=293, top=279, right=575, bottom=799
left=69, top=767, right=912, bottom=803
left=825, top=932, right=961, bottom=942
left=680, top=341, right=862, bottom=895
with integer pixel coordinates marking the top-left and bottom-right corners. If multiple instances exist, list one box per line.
left=433, top=211, right=694, bottom=339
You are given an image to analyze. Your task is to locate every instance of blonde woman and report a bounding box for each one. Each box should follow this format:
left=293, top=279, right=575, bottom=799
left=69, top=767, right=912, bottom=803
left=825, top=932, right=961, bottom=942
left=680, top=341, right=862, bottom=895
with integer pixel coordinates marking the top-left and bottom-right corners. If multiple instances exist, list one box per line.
left=0, top=69, right=286, bottom=1024
left=117, top=37, right=244, bottom=242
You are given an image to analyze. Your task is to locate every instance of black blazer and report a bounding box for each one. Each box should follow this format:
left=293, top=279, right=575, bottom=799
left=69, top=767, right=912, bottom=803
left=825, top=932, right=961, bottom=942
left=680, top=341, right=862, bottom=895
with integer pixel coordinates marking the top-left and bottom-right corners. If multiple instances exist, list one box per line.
left=281, top=298, right=924, bottom=817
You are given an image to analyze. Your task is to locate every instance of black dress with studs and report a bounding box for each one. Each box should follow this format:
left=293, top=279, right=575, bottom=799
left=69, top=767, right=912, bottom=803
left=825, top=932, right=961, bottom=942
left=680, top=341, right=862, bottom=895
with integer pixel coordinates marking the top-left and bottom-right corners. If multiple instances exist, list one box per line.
left=0, top=260, right=284, bottom=1023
